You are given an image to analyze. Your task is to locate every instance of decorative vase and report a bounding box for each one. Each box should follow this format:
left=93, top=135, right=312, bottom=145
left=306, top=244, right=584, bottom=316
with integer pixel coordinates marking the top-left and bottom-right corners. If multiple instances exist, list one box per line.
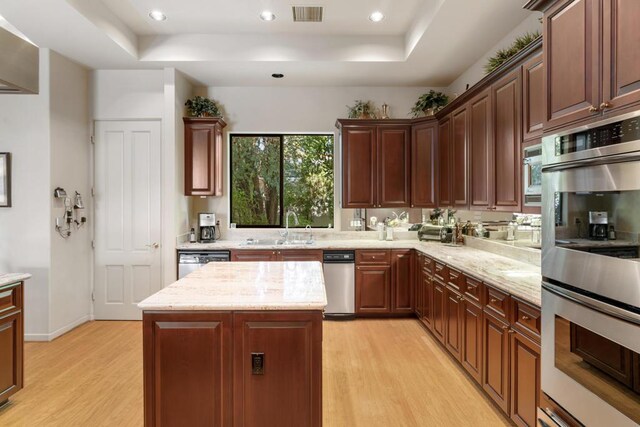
left=381, top=103, right=390, bottom=119
left=423, top=108, right=436, bottom=117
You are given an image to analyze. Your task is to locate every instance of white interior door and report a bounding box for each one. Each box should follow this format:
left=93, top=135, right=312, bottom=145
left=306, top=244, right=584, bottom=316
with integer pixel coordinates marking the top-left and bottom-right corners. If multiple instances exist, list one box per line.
left=94, top=121, right=162, bottom=320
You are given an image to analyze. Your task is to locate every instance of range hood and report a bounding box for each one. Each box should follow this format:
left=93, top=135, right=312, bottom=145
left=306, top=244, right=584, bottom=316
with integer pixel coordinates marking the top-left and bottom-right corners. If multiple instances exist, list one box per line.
left=0, top=26, right=38, bottom=94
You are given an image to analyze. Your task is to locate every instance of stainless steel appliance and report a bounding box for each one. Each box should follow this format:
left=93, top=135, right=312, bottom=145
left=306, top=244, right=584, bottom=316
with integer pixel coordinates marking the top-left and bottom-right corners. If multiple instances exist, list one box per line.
left=322, top=250, right=355, bottom=320
left=541, top=113, right=640, bottom=426
left=198, top=213, right=218, bottom=243
left=177, top=250, right=230, bottom=279
left=418, top=224, right=446, bottom=241
left=523, top=143, right=542, bottom=208
left=588, top=211, right=608, bottom=240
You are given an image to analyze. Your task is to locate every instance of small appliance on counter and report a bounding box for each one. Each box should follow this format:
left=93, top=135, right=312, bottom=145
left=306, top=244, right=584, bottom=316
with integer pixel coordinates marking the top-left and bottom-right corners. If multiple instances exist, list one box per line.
left=198, top=213, right=219, bottom=243
left=588, top=211, right=608, bottom=240
left=418, top=224, right=444, bottom=241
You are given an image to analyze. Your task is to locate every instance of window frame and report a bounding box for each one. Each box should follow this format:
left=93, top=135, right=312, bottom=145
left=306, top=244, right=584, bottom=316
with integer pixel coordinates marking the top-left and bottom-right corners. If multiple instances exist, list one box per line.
left=228, top=132, right=335, bottom=229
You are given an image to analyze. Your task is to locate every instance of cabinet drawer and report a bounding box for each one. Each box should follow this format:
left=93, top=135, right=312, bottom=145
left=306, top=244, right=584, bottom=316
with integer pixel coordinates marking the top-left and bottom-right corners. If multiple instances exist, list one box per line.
left=422, top=256, right=434, bottom=273
left=485, top=285, right=510, bottom=319
left=464, top=276, right=483, bottom=306
left=434, top=262, right=449, bottom=282
left=448, top=268, right=462, bottom=292
left=512, top=298, right=541, bottom=338
left=356, top=250, right=391, bottom=265
left=0, top=283, right=21, bottom=315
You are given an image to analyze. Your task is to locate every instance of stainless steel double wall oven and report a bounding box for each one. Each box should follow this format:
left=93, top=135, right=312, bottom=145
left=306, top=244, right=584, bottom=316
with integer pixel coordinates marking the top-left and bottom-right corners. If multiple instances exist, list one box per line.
left=541, top=112, right=640, bottom=426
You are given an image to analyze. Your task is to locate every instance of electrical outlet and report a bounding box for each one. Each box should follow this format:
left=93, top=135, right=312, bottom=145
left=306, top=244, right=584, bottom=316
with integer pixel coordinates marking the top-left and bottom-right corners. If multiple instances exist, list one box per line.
left=574, top=217, right=581, bottom=225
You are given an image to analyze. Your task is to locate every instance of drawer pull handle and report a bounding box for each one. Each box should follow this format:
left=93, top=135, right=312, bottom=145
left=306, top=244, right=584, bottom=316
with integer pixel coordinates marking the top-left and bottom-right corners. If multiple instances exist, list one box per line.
left=521, top=315, right=530, bottom=321
left=490, top=298, right=498, bottom=304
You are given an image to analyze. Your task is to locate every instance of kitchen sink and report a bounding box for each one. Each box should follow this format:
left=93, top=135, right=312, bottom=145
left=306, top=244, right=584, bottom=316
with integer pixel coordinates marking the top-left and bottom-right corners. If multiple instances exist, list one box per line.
left=243, top=238, right=314, bottom=246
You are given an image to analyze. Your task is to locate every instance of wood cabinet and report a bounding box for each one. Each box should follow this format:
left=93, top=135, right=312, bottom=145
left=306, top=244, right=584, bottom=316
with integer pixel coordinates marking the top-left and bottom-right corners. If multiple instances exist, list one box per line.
left=0, top=281, right=23, bottom=405
left=421, top=263, right=433, bottom=330
left=184, top=117, right=226, bottom=196
left=391, top=250, right=414, bottom=313
left=338, top=121, right=410, bottom=208
left=444, top=285, right=463, bottom=361
left=437, top=117, right=452, bottom=207
left=414, top=254, right=424, bottom=319
left=230, top=249, right=322, bottom=262
left=539, top=0, right=640, bottom=131
left=451, top=107, right=469, bottom=208
left=483, top=309, right=510, bottom=413
left=492, top=68, right=522, bottom=212
left=411, top=120, right=438, bottom=208
left=469, top=88, right=493, bottom=210
left=522, top=53, right=544, bottom=141
left=355, top=265, right=391, bottom=314
left=143, top=310, right=322, bottom=427
left=432, top=280, right=446, bottom=344
left=510, top=330, right=541, bottom=427
left=461, top=298, right=483, bottom=383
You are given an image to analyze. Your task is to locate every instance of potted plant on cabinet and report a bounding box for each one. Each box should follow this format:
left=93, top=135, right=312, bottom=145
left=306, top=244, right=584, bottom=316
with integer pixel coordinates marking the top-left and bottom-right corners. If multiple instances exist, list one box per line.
left=346, top=100, right=377, bottom=119
left=410, top=90, right=449, bottom=117
left=185, top=95, right=223, bottom=118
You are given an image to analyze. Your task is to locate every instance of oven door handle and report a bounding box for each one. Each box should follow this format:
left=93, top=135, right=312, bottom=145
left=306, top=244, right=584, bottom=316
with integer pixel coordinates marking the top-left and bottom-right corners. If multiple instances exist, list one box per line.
left=538, top=407, right=571, bottom=427
left=543, top=281, right=640, bottom=325
left=541, top=151, right=640, bottom=173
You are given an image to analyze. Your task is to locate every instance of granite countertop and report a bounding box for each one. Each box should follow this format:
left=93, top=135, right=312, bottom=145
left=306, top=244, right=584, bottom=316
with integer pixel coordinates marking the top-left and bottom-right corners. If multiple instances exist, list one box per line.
left=138, top=261, right=327, bottom=311
left=555, top=238, right=638, bottom=249
left=0, top=273, right=31, bottom=287
left=178, top=239, right=542, bottom=306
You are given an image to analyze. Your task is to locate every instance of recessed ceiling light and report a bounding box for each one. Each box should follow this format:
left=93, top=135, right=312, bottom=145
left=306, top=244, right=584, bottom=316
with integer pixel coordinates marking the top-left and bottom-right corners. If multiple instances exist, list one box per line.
left=148, top=10, right=167, bottom=21
left=260, top=11, right=276, bottom=21
left=272, top=73, right=284, bottom=79
left=369, top=11, right=384, bottom=22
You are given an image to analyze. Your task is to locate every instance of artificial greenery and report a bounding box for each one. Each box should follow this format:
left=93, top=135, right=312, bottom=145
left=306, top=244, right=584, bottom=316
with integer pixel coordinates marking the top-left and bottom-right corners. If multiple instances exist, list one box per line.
left=410, top=90, right=449, bottom=117
left=346, top=100, right=377, bottom=119
left=485, top=31, right=541, bottom=74
left=185, top=95, right=222, bottom=118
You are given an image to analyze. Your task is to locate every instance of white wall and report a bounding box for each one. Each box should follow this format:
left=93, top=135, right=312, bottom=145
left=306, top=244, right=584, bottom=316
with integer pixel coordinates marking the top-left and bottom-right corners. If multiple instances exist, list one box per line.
left=0, top=49, right=51, bottom=338
left=90, top=70, right=164, bottom=120
left=192, top=86, right=442, bottom=236
left=48, top=50, right=92, bottom=337
left=447, top=13, right=542, bottom=97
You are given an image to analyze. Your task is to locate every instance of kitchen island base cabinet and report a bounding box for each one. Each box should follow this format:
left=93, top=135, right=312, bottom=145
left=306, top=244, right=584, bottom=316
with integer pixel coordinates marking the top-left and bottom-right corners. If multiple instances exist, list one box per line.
left=143, top=311, right=322, bottom=427
left=0, top=281, right=24, bottom=405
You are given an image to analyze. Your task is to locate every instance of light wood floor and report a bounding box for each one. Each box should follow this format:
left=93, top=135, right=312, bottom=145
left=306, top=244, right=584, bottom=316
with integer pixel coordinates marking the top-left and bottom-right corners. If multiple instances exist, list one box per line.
left=0, top=319, right=509, bottom=427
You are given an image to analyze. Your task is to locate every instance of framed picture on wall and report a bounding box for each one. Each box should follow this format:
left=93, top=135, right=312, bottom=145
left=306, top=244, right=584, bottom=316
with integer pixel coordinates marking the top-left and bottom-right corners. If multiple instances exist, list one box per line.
left=0, top=153, right=11, bottom=207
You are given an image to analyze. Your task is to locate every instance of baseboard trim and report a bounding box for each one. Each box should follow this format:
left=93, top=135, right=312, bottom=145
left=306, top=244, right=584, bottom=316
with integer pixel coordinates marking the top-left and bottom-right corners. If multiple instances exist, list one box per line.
left=25, top=315, right=91, bottom=342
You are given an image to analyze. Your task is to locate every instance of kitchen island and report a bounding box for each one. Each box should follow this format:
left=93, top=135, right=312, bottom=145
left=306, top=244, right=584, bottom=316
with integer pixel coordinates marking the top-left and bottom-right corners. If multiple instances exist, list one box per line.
left=138, top=261, right=326, bottom=427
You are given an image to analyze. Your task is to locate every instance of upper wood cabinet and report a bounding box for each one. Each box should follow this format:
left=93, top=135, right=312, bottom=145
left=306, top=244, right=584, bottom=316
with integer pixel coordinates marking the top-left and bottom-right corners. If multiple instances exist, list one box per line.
left=184, top=117, right=226, bottom=196
left=437, top=117, right=452, bottom=207
left=452, top=107, right=469, bottom=208
left=492, top=68, right=522, bottom=212
left=469, top=88, right=493, bottom=210
left=338, top=121, right=410, bottom=208
left=522, top=53, right=544, bottom=141
left=541, top=0, right=640, bottom=131
left=411, top=120, right=438, bottom=208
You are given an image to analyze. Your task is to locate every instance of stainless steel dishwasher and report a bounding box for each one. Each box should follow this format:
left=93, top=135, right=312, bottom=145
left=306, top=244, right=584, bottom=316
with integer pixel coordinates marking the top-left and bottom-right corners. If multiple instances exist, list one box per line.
left=177, top=251, right=231, bottom=279
left=322, top=250, right=355, bottom=320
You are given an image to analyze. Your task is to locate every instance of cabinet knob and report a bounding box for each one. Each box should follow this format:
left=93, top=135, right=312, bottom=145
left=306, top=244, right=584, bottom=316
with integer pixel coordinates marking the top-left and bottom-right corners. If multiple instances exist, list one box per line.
left=599, top=102, right=612, bottom=110
left=501, top=325, right=509, bottom=330
left=521, top=315, right=530, bottom=321
left=508, top=329, right=515, bottom=334
left=272, top=251, right=276, bottom=255
left=588, top=105, right=599, bottom=113
left=490, top=298, right=498, bottom=304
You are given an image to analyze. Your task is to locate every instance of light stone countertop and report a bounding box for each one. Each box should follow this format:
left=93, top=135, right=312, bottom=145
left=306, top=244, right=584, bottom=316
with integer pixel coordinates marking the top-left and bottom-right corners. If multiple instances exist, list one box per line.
left=0, top=273, right=31, bottom=287
left=178, top=239, right=543, bottom=306
left=138, top=261, right=327, bottom=311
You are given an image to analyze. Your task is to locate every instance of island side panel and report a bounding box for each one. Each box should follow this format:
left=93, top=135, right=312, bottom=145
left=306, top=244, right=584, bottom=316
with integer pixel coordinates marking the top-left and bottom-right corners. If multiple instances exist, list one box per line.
left=232, top=311, right=323, bottom=427
left=143, top=311, right=233, bottom=427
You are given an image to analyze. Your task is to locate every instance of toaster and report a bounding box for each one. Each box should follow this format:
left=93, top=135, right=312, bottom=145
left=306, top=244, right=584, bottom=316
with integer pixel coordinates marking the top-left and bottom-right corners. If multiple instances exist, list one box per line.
left=418, top=224, right=446, bottom=241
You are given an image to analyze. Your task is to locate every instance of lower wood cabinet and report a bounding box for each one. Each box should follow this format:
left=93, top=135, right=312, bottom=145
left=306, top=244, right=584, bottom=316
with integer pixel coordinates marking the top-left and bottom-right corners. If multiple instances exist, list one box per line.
left=414, top=254, right=424, bottom=318
left=355, top=265, right=391, bottom=314
left=391, top=250, right=413, bottom=313
left=0, top=282, right=24, bottom=405
left=510, top=330, right=540, bottom=427
left=231, top=250, right=278, bottom=262
left=432, top=280, right=446, bottom=344
left=230, top=249, right=322, bottom=262
left=276, top=250, right=323, bottom=262
left=482, top=309, right=510, bottom=414
left=444, top=285, right=463, bottom=361
left=421, top=269, right=433, bottom=330
left=461, top=299, right=483, bottom=383
left=143, top=310, right=322, bottom=427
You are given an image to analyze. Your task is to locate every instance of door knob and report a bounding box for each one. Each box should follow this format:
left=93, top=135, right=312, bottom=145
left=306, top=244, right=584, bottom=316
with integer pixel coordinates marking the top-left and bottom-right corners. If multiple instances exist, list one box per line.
left=146, top=243, right=159, bottom=249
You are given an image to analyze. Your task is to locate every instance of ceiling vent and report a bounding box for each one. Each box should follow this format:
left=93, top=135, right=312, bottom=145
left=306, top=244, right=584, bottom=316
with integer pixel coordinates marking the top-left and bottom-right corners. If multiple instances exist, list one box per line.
left=292, top=6, right=323, bottom=22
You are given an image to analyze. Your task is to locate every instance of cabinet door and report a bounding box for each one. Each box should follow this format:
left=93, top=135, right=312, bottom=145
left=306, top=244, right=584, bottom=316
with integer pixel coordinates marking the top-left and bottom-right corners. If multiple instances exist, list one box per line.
left=233, top=311, right=322, bottom=427
left=342, top=127, right=377, bottom=208
left=510, top=331, right=541, bottom=427
left=522, top=53, right=544, bottom=141
left=0, top=311, right=23, bottom=403
left=213, top=125, right=223, bottom=196
left=377, top=126, right=411, bottom=207
left=461, top=300, right=483, bottom=384
left=544, top=0, right=600, bottom=130
left=355, top=265, right=391, bottom=314
left=143, top=312, right=232, bottom=427
left=602, top=0, right=640, bottom=114
left=444, top=286, right=463, bottom=361
left=469, top=89, right=493, bottom=210
left=411, top=122, right=437, bottom=208
left=391, top=250, right=413, bottom=313
left=438, top=117, right=452, bottom=207
left=492, top=68, right=522, bottom=212
left=452, top=106, right=469, bottom=208
left=422, top=272, right=433, bottom=330
left=277, top=250, right=323, bottom=262
left=483, top=310, right=510, bottom=414
left=414, top=254, right=423, bottom=318
left=432, top=280, right=446, bottom=344
left=185, top=123, right=216, bottom=196
left=231, top=250, right=278, bottom=262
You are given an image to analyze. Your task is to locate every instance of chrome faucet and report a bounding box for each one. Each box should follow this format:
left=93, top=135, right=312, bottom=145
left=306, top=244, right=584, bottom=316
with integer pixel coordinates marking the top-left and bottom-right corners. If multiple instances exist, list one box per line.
left=305, top=224, right=314, bottom=243
left=282, top=210, right=299, bottom=241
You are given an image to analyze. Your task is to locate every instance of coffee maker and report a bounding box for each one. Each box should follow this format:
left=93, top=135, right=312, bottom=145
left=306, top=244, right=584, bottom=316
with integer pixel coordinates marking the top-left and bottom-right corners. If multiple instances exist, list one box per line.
left=199, top=213, right=218, bottom=243
left=588, top=211, right=608, bottom=240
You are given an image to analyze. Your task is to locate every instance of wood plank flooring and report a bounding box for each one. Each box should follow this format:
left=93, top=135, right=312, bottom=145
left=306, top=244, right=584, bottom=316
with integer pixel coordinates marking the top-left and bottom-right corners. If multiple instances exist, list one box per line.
left=0, top=319, right=509, bottom=426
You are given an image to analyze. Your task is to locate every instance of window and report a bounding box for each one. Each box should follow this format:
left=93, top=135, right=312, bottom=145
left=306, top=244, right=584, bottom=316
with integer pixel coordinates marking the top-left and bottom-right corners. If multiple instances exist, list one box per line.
left=230, top=134, right=334, bottom=228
